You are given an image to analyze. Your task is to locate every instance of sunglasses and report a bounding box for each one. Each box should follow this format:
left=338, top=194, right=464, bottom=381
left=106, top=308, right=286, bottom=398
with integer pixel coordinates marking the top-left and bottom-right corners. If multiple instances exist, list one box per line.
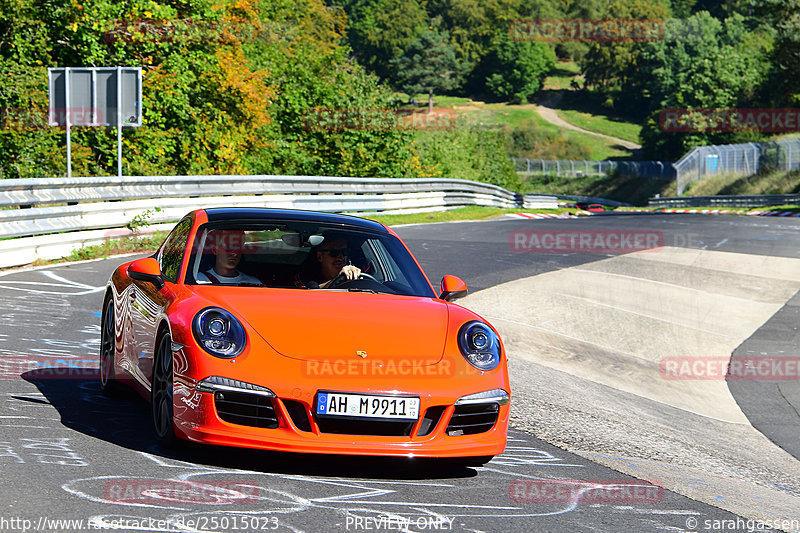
left=321, top=248, right=348, bottom=258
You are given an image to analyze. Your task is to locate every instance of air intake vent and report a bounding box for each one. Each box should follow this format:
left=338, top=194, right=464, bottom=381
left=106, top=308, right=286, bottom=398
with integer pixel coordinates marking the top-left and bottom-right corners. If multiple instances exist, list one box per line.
left=214, top=390, right=278, bottom=429
left=446, top=403, right=499, bottom=436
left=418, top=406, right=446, bottom=437
left=281, top=399, right=312, bottom=432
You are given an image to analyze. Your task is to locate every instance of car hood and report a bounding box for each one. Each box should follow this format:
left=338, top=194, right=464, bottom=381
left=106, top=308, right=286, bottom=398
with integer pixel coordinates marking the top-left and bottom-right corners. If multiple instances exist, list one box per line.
left=192, top=288, right=449, bottom=364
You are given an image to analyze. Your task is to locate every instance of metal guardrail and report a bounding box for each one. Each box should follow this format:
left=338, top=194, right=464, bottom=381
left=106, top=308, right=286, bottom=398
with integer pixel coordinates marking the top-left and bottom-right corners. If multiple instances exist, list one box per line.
left=0, top=175, right=518, bottom=208
left=0, top=174, right=559, bottom=268
left=512, top=158, right=675, bottom=180
left=521, top=195, right=559, bottom=209
left=554, top=195, right=632, bottom=208
left=0, top=175, right=525, bottom=239
left=648, top=194, right=800, bottom=208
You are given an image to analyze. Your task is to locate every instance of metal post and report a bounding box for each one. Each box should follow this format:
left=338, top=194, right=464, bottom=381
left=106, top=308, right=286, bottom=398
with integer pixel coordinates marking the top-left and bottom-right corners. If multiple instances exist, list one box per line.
left=787, top=142, right=792, bottom=172
left=117, top=66, right=123, bottom=178
left=65, top=68, right=71, bottom=179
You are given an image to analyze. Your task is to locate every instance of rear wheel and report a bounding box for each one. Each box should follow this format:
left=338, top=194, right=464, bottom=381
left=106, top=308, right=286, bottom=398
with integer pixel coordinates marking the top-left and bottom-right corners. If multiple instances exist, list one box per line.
left=152, top=332, right=177, bottom=448
left=99, top=298, right=120, bottom=396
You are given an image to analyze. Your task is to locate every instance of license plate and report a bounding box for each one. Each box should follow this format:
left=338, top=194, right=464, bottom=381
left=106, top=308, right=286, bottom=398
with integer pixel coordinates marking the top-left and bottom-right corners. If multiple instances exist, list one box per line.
left=317, top=392, right=419, bottom=420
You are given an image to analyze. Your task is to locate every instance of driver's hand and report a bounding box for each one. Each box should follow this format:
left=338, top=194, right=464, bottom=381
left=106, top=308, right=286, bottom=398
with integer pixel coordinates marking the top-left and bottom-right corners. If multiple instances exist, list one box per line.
left=340, top=265, right=361, bottom=280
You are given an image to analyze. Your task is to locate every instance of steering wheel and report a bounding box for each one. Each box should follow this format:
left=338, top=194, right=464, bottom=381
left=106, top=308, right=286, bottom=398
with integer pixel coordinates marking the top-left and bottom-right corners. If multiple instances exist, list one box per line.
left=329, top=271, right=380, bottom=288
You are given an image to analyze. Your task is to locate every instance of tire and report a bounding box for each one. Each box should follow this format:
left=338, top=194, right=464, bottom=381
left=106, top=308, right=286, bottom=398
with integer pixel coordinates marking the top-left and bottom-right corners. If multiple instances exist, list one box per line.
left=152, top=332, right=177, bottom=448
left=99, top=298, right=121, bottom=396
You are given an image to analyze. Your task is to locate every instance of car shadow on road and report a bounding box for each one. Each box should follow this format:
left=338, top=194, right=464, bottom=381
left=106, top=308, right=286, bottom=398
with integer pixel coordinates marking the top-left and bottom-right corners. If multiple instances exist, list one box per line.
left=23, top=370, right=478, bottom=481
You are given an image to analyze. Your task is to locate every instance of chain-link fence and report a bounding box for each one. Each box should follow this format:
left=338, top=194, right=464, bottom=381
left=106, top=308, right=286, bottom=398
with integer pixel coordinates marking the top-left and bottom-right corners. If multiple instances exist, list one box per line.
left=512, top=158, right=675, bottom=180
left=674, top=137, right=800, bottom=194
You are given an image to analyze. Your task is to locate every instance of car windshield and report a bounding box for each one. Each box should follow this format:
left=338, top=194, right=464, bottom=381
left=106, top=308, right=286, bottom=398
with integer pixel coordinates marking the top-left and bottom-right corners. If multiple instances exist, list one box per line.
left=185, top=221, right=436, bottom=298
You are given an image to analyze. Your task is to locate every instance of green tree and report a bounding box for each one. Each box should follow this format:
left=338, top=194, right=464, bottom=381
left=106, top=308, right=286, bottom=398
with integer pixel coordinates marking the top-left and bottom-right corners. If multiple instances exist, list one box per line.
left=481, top=31, right=555, bottom=103
left=633, top=12, right=774, bottom=159
left=331, top=0, right=428, bottom=81
left=0, top=0, right=420, bottom=180
left=580, top=0, right=670, bottom=109
left=392, top=26, right=464, bottom=112
left=754, top=0, right=800, bottom=106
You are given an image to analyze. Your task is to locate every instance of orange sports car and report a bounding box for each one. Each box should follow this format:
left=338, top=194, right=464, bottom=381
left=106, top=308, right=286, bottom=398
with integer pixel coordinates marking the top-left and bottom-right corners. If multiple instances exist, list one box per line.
left=100, top=208, right=509, bottom=464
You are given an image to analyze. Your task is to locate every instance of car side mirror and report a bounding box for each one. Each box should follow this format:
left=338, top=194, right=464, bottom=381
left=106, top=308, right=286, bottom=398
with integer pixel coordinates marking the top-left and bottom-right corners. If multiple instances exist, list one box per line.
left=439, top=275, right=467, bottom=301
left=128, top=257, right=165, bottom=291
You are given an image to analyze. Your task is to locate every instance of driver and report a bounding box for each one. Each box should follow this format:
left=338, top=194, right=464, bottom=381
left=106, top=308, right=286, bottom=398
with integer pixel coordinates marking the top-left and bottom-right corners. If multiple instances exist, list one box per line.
left=316, top=237, right=362, bottom=288
left=197, top=229, right=262, bottom=285
left=298, top=236, right=361, bottom=288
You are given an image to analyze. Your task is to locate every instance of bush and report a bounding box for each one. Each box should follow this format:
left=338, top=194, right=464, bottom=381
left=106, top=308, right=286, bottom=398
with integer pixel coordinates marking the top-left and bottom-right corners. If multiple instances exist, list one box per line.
left=412, top=123, right=523, bottom=191
left=482, top=32, right=556, bottom=104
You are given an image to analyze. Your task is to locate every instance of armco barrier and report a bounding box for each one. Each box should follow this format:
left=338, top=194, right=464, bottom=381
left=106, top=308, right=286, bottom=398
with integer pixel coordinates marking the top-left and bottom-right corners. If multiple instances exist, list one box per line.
left=648, top=194, right=800, bottom=209
left=0, top=175, right=558, bottom=269
left=554, top=195, right=632, bottom=208
left=0, top=175, right=518, bottom=208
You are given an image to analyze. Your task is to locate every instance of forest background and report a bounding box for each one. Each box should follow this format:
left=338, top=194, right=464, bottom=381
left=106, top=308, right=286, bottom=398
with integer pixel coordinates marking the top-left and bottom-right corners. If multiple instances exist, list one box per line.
left=0, top=0, right=796, bottom=192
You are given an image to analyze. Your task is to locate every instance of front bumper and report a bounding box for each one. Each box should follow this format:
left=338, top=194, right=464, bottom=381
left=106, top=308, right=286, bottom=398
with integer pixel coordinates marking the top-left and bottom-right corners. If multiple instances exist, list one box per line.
left=172, top=348, right=509, bottom=458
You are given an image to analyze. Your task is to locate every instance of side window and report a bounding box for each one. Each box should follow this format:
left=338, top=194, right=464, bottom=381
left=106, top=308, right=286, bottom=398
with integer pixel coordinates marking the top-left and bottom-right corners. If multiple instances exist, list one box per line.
left=159, top=217, right=193, bottom=282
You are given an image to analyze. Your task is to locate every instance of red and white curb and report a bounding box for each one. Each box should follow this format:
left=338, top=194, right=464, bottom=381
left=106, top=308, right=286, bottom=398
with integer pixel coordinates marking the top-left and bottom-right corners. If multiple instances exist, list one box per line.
left=746, top=210, right=800, bottom=217
left=510, top=213, right=580, bottom=219
left=656, top=208, right=800, bottom=217
left=511, top=209, right=800, bottom=218
left=658, top=209, right=735, bottom=215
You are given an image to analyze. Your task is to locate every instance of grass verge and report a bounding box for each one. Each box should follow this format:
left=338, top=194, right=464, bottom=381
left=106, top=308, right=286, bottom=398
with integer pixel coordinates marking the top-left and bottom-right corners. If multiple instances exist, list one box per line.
left=364, top=206, right=580, bottom=226
left=520, top=173, right=673, bottom=205
left=555, top=108, right=641, bottom=144
left=553, top=90, right=643, bottom=145
left=25, top=232, right=169, bottom=268
left=684, top=170, right=800, bottom=196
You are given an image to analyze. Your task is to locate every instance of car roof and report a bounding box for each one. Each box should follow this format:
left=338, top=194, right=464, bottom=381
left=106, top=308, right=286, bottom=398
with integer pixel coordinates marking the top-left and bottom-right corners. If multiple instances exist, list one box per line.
left=203, top=208, right=389, bottom=233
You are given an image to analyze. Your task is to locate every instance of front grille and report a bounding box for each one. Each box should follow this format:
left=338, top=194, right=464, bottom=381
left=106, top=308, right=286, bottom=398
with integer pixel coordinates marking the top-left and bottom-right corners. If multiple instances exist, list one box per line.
left=214, top=390, right=278, bottom=429
left=446, top=403, right=499, bottom=436
left=316, top=417, right=415, bottom=437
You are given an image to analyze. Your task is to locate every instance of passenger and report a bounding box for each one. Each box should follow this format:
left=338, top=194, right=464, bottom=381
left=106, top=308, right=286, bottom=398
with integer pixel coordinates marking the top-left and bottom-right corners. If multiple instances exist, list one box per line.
left=196, top=229, right=262, bottom=285
left=298, top=235, right=361, bottom=288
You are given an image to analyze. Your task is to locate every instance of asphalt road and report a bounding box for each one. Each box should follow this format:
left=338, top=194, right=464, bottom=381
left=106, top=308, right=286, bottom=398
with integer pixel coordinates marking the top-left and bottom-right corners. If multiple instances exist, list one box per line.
left=0, top=213, right=797, bottom=533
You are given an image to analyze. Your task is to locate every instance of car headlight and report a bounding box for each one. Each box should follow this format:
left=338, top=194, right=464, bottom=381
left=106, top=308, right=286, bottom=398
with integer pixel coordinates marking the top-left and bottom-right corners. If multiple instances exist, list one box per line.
left=457, top=321, right=501, bottom=371
left=192, top=307, right=246, bottom=358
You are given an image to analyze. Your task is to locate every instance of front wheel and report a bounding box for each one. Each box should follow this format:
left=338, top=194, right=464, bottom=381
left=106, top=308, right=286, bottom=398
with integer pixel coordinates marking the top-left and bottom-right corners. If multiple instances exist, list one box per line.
left=152, top=332, right=177, bottom=448
left=99, top=298, right=120, bottom=396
